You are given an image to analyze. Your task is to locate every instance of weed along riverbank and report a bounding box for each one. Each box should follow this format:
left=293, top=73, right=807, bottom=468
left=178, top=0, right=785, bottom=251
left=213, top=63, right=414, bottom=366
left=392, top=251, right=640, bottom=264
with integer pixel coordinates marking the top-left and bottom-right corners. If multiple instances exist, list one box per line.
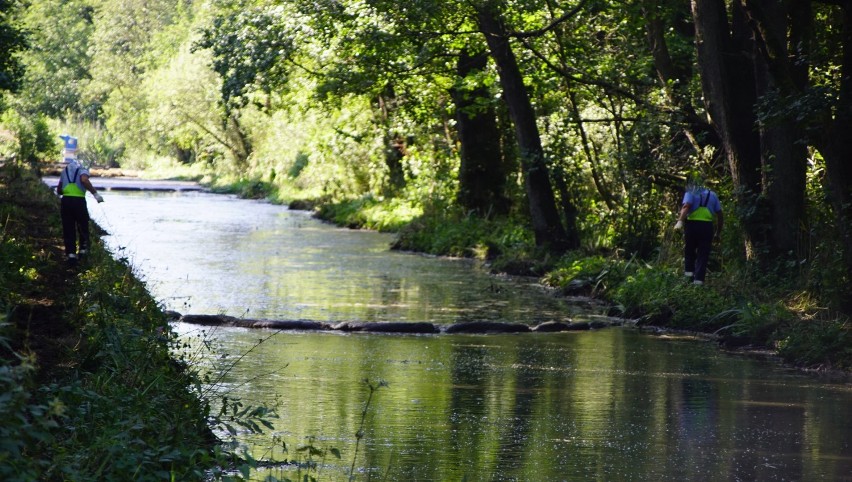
left=0, top=162, right=265, bottom=480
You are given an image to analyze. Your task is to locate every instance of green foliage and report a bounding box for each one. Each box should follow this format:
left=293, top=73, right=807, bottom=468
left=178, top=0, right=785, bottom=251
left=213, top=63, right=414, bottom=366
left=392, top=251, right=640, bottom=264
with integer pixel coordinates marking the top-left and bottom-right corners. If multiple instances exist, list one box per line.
left=0, top=335, right=59, bottom=482
left=0, top=0, right=26, bottom=97
left=393, top=205, right=533, bottom=260
left=610, top=266, right=733, bottom=329
left=317, top=195, right=422, bottom=232
left=543, top=253, right=638, bottom=297
left=777, top=319, right=852, bottom=370
left=0, top=110, right=57, bottom=163
left=16, top=0, right=95, bottom=118
left=195, top=2, right=296, bottom=107
left=38, top=250, right=216, bottom=481
left=211, top=176, right=276, bottom=200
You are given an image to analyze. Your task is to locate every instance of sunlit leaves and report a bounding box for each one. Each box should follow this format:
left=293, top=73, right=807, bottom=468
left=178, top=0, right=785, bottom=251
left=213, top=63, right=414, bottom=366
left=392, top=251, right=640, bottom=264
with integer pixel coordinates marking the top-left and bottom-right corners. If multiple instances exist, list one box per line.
left=195, top=2, right=297, bottom=107
left=0, top=0, right=25, bottom=100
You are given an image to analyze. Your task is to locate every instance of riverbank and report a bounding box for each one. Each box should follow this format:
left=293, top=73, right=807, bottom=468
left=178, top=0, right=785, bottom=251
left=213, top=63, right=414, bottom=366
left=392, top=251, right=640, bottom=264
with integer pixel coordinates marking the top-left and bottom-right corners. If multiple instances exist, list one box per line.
left=0, top=162, right=226, bottom=480
left=172, top=173, right=851, bottom=372
left=306, top=197, right=852, bottom=373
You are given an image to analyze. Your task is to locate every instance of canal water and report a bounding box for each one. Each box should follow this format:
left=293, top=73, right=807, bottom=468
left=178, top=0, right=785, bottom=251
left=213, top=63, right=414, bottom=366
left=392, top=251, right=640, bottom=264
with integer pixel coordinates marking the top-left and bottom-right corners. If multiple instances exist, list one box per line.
left=89, top=189, right=852, bottom=481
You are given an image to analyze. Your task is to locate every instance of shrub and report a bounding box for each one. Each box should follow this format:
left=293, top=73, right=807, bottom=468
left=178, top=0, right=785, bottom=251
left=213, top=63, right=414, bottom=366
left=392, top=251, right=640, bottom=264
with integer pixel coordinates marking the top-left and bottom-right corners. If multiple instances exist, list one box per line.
left=777, top=319, right=852, bottom=370
left=542, top=254, right=638, bottom=297
left=0, top=111, right=57, bottom=164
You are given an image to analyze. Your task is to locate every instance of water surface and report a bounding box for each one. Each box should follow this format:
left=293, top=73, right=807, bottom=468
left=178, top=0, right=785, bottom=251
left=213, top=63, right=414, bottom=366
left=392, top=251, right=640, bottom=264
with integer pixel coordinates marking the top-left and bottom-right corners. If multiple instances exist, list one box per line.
left=91, top=190, right=595, bottom=324
left=174, top=324, right=851, bottom=481
left=90, top=190, right=852, bottom=481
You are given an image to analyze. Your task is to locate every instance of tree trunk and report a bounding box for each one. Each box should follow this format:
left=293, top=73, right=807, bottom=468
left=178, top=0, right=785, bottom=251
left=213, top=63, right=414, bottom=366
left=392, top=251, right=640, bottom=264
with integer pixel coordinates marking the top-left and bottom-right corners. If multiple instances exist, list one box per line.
left=813, top=6, right=852, bottom=311
left=225, top=112, right=252, bottom=168
left=476, top=3, right=576, bottom=252
left=748, top=0, right=807, bottom=260
left=376, top=85, right=407, bottom=194
left=642, top=0, right=718, bottom=153
left=451, top=47, right=511, bottom=216
left=691, top=0, right=767, bottom=258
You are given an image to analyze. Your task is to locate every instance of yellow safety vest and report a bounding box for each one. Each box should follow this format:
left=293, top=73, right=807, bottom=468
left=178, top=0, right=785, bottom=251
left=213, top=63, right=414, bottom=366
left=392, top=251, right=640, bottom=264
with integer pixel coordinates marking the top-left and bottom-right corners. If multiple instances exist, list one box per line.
left=687, top=191, right=714, bottom=222
left=61, top=164, right=86, bottom=197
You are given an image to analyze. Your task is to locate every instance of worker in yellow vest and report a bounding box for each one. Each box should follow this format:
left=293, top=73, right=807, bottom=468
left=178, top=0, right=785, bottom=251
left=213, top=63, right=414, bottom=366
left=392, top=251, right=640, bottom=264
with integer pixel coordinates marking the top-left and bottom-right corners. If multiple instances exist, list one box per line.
left=56, top=156, right=103, bottom=264
left=674, top=177, right=723, bottom=285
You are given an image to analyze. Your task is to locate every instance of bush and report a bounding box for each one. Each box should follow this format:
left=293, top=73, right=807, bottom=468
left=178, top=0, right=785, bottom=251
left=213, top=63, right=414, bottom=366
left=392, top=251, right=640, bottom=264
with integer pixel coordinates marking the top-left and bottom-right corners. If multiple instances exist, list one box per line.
left=0, top=110, right=57, bottom=164
left=777, top=319, right=852, bottom=370
left=610, top=266, right=733, bottom=329
left=392, top=206, right=534, bottom=261
left=542, top=254, right=638, bottom=297
left=0, top=333, right=59, bottom=482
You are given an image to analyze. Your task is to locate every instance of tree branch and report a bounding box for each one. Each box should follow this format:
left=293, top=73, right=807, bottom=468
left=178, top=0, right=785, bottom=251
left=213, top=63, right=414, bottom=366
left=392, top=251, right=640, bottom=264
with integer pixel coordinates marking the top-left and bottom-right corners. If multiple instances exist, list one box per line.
left=512, top=0, right=590, bottom=39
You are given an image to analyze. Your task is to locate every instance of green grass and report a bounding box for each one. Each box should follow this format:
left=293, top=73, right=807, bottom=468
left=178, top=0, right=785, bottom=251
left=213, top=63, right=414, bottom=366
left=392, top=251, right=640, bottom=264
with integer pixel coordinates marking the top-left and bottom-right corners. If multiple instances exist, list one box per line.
left=0, top=162, right=279, bottom=480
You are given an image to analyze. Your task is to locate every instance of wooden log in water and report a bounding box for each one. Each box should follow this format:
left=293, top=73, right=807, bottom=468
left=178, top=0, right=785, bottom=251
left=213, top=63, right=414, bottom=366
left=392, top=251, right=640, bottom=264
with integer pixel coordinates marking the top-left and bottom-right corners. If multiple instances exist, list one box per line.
left=178, top=314, right=622, bottom=334
left=179, top=314, right=330, bottom=331
left=332, top=321, right=440, bottom=334
left=444, top=321, right=532, bottom=334
left=531, top=321, right=575, bottom=332
left=245, top=319, right=332, bottom=330
left=180, top=314, right=241, bottom=326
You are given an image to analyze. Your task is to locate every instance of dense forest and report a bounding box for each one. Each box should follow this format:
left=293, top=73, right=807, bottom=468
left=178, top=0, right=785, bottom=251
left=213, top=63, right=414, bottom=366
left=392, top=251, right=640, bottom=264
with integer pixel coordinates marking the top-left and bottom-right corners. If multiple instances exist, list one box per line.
left=1, top=0, right=850, bottom=367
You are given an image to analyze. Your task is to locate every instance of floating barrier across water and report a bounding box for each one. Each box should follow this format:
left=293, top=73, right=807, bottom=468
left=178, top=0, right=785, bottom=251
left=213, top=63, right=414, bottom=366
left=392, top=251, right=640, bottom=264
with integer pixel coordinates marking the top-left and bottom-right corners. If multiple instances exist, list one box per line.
left=173, top=312, right=622, bottom=334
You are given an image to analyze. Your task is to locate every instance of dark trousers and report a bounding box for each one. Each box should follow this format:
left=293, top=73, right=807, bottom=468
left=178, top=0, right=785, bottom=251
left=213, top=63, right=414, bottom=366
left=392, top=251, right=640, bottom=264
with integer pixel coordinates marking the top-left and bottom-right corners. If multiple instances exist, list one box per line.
left=61, top=196, right=90, bottom=256
left=684, top=220, right=714, bottom=282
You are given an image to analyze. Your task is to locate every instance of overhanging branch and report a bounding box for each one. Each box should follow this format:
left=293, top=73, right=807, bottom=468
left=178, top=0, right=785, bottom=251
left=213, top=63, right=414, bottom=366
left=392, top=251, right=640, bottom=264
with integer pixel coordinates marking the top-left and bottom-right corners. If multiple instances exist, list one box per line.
left=512, top=0, right=589, bottom=39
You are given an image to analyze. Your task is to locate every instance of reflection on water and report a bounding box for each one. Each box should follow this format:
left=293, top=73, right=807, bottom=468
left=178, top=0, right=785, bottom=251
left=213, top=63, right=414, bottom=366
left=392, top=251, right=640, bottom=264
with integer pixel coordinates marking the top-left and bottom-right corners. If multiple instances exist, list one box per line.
left=92, top=190, right=852, bottom=481
left=174, top=325, right=852, bottom=481
left=91, top=191, right=596, bottom=324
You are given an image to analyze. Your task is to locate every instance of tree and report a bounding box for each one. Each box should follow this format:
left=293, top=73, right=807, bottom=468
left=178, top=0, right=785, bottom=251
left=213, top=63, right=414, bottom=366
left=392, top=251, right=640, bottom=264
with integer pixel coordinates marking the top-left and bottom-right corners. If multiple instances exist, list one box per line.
left=0, top=0, right=25, bottom=105
left=475, top=1, right=576, bottom=252
left=691, top=0, right=767, bottom=257
left=17, top=0, right=94, bottom=118
left=85, top=0, right=193, bottom=157
left=452, top=46, right=511, bottom=216
left=739, top=0, right=852, bottom=309
left=195, top=2, right=295, bottom=108
left=641, top=0, right=718, bottom=159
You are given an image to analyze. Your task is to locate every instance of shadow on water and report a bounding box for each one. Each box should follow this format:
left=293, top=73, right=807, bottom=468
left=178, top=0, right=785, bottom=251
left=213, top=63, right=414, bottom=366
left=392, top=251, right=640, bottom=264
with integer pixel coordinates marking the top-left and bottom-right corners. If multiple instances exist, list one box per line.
left=91, top=190, right=852, bottom=481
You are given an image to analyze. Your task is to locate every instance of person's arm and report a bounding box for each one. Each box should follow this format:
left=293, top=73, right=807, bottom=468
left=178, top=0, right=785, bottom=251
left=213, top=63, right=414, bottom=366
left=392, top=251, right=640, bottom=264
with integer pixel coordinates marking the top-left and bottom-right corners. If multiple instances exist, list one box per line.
left=677, top=203, right=690, bottom=222
left=80, top=174, right=104, bottom=202
left=674, top=202, right=691, bottom=229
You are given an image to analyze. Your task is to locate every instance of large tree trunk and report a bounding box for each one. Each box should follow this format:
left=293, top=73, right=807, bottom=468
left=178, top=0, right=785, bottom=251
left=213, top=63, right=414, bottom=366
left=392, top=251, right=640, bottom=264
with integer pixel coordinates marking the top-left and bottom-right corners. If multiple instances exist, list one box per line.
left=476, top=4, right=576, bottom=252
left=748, top=0, right=808, bottom=260
left=813, top=6, right=852, bottom=310
left=741, top=0, right=851, bottom=309
left=691, top=0, right=767, bottom=259
left=451, top=48, right=511, bottom=216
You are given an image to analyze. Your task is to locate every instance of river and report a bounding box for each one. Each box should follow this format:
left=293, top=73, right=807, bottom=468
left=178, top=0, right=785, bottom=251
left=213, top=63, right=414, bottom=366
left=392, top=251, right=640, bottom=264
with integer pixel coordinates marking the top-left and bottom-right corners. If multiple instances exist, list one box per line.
left=87, top=188, right=851, bottom=481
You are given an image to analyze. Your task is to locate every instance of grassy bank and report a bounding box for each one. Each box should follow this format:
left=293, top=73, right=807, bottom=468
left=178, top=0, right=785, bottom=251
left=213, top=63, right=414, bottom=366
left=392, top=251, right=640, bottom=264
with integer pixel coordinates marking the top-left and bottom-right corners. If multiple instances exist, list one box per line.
left=107, top=168, right=851, bottom=372
left=0, top=162, right=244, bottom=480
left=319, top=198, right=852, bottom=372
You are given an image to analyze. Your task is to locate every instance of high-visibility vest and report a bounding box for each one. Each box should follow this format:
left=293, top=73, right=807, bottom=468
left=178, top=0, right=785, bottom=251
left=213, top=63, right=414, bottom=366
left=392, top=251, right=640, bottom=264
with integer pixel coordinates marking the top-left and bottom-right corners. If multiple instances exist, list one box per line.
left=687, top=191, right=714, bottom=222
left=61, top=163, right=87, bottom=197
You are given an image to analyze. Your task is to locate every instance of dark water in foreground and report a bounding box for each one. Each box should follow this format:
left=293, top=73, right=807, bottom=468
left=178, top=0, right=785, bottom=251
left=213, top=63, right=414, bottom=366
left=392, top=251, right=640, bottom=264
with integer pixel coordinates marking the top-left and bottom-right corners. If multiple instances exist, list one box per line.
left=172, top=324, right=852, bottom=481
left=88, top=189, right=851, bottom=481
